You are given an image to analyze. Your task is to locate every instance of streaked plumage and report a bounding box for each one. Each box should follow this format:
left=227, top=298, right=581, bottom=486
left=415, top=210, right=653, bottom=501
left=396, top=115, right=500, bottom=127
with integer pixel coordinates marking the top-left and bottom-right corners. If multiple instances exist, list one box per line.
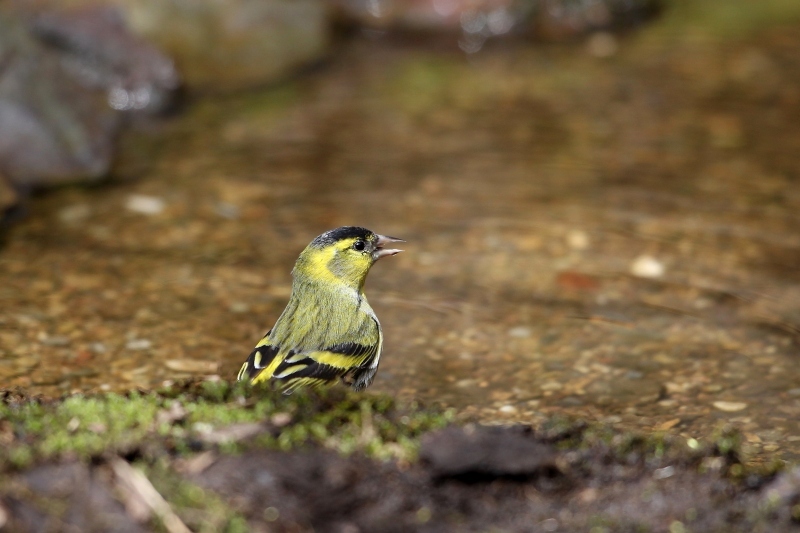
left=237, top=226, right=403, bottom=393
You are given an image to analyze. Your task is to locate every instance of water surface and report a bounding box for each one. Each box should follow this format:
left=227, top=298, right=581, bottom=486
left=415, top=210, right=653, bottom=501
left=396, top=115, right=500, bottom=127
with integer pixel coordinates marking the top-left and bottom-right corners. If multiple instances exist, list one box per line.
left=2, top=13, right=800, bottom=465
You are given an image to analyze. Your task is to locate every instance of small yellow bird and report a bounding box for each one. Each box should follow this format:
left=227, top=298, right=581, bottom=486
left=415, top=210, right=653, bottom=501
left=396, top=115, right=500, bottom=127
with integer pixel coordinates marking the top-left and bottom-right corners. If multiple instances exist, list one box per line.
left=237, top=226, right=404, bottom=393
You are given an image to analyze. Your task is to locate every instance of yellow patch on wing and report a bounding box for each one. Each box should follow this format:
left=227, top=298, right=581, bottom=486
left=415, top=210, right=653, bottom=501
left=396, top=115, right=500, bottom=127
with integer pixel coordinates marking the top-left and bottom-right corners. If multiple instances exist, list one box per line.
left=312, top=350, right=371, bottom=369
left=250, top=352, right=284, bottom=384
left=313, top=351, right=356, bottom=369
left=284, top=351, right=308, bottom=364
left=272, top=364, right=308, bottom=379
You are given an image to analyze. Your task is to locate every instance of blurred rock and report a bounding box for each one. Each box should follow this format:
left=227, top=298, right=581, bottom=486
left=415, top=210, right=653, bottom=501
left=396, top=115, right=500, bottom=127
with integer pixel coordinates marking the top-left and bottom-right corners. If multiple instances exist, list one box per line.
left=531, top=0, right=662, bottom=41
left=0, top=3, right=181, bottom=202
left=332, top=0, right=662, bottom=48
left=0, top=8, right=117, bottom=190
left=760, top=466, right=800, bottom=522
left=630, top=254, right=665, bottom=278
left=31, top=0, right=329, bottom=92
left=0, top=174, right=19, bottom=216
left=331, top=0, right=529, bottom=35
left=419, top=425, right=561, bottom=481
left=124, top=194, right=165, bottom=215
left=5, top=462, right=146, bottom=533
left=31, top=6, right=180, bottom=114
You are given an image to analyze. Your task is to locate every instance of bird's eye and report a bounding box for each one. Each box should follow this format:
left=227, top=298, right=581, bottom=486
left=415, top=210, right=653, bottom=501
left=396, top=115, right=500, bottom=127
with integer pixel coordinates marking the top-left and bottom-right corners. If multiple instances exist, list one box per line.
left=353, top=240, right=366, bottom=251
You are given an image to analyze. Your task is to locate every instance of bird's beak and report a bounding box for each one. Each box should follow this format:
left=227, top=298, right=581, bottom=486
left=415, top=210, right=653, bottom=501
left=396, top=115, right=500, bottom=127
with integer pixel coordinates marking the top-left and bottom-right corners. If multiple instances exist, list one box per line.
left=372, top=234, right=404, bottom=261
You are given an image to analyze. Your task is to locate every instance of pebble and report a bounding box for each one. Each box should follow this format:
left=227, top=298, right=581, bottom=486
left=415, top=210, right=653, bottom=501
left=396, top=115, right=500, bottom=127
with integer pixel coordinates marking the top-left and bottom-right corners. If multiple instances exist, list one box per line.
left=125, top=194, right=165, bottom=215
left=713, top=401, right=748, bottom=412
left=508, top=326, right=531, bottom=338
left=89, top=342, right=107, bottom=354
left=164, top=359, right=219, bottom=373
left=125, top=339, right=152, bottom=350
left=498, top=404, right=517, bottom=414
left=745, top=433, right=762, bottom=443
left=630, top=255, right=665, bottom=278
left=58, top=204, right=91, bottom=224
left=656, top=418, right=681, bottom=431
left=653, top=465, right=675, bottom=480
left=540, top=381, right=563, bottom=391
left=270, top=413, right=292, bottom=427
left=229, top=301, right=250, bottom=314
left=39, top=335, right=70, bottom=347
left=566, top=229, right=590, bottom=250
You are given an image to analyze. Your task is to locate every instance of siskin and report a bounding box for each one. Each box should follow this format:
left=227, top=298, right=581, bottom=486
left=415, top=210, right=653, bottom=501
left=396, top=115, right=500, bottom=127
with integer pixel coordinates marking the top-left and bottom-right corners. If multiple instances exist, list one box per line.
left=237, top=226, right=404, bottom=393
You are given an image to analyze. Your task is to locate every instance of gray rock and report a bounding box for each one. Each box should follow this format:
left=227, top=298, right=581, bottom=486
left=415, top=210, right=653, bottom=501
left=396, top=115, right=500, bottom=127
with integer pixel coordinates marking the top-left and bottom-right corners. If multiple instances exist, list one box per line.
left=0, top=4, right=180, bottom=193
left=331, top=0, right=662, bottom=45
left=31, top=5, right=180, bottom=114
left=0, top=9, right=117, bottom=188
left=420, top=425, right=561, bottom=480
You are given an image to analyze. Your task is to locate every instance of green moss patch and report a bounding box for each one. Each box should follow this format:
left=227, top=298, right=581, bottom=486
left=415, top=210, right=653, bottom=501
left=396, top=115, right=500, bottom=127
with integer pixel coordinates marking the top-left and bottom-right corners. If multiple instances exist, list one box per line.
left=0, top=380, right=454, bottom=470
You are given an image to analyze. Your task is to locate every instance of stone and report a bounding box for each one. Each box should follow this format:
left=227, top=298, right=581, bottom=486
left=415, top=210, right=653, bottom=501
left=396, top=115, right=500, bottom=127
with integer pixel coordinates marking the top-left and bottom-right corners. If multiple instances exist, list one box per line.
left=630, top=255, right=665, bottom=278
left=420, top=425, right=562, bottom=481
left=0, top=8, right=116, bottom=188
left=0, top=3, right=180, bottom=191
left=30, top=5, right=180, bottom=114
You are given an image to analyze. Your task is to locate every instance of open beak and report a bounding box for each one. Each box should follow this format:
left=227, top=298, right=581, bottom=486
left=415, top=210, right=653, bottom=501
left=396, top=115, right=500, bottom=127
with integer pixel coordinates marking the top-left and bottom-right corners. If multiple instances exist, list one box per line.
left=372, top=234, right=404, bottom=261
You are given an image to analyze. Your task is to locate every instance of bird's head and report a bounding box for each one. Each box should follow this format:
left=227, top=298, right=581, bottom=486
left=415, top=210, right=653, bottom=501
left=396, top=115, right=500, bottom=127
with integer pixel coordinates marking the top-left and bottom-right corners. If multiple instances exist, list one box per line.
left=293, top=226, right=404, bottom=291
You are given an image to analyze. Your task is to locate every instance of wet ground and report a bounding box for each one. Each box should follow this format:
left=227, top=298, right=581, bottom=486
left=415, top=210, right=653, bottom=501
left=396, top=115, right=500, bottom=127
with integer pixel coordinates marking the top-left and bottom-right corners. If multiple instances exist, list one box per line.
left=2, top=2, right=800, bottom=467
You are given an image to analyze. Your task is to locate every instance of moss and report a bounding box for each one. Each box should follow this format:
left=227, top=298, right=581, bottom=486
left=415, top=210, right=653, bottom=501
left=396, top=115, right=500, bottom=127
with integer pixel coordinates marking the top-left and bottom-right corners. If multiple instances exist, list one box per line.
left=8, top=446, right=33, bottom=469
left=0, top=380, right=453, bottom=470
left=382, top=57, right=462, bottom=116
left=651, top=0, right=800, bottom=41
left=183, top=84, right=302, bottom=136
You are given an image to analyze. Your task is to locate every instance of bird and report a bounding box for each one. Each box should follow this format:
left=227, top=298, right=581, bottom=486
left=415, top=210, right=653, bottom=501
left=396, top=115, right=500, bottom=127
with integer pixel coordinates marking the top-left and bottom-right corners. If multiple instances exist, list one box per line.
left=237, top=226, right=404, bottom=393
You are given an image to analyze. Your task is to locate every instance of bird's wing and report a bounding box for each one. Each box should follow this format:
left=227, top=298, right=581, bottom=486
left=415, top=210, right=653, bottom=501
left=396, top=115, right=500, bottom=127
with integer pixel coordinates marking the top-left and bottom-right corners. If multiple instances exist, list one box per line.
left=342, top=320, right=384, bottom=391
left=237, top=330, right=282, bottom=383
left=239, top=311, right=383, bottom=392
left=272, top=338, right=381, bottom=393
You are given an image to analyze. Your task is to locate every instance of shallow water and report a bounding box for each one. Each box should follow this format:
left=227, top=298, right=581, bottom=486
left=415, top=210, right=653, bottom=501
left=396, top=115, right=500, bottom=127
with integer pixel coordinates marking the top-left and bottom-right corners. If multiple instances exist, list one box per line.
left=2, top=8, right=800, bottom=465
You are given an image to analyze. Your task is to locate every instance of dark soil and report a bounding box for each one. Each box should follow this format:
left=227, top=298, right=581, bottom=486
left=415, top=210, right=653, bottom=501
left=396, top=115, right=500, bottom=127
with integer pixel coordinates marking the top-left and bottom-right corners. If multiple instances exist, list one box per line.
left=0, top=384, right=798, bottom=532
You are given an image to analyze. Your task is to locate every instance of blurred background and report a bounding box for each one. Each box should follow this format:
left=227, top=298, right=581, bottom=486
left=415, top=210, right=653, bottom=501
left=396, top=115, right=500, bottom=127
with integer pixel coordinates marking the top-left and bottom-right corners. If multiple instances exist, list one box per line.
left=1, top=0, right=799, bottom=465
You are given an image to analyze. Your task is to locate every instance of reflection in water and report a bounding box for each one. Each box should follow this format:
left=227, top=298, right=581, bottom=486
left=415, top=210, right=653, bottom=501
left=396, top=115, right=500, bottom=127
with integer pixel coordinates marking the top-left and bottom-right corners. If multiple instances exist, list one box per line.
left=2, top=17, right=800, bottom=465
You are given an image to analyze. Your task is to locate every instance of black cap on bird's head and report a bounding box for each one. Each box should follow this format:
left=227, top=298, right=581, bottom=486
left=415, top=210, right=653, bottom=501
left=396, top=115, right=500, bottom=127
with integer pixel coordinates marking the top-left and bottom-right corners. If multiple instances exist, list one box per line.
left=311, top=226, right=373, bottom=247
left=311, top=226, right=404, bottom=261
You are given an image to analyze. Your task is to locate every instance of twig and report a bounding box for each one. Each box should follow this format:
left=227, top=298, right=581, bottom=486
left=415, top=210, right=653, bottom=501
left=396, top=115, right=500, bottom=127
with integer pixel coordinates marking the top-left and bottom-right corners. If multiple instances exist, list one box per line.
left=376, top=295, right=467, bottom=315
left=110, top=458, right=193, bottom=533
